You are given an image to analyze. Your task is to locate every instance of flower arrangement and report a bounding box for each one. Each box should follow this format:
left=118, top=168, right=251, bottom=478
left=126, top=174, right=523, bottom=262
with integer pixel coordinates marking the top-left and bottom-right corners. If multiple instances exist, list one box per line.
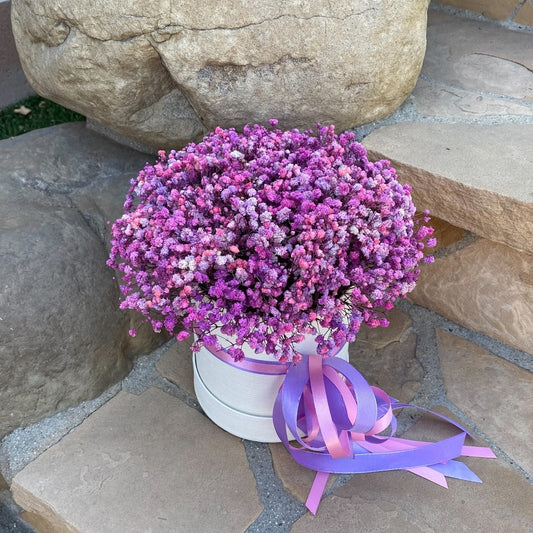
left=108, top=120, right=434, bottom=363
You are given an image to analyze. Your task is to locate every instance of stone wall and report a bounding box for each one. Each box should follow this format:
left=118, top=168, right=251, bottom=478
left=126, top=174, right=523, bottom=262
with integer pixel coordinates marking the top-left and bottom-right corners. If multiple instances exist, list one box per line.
left=362, top=7, right=533, bottom=360
left=0, top=0, right=33, bottom=107
left=410, top=219, right=533, bottom=356
left=435, top=0, right=533, bottom=27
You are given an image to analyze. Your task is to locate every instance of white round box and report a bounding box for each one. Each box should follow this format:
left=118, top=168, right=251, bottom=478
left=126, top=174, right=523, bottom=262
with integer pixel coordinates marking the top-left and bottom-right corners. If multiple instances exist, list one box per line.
left=193, top=329, right=349, bottom=442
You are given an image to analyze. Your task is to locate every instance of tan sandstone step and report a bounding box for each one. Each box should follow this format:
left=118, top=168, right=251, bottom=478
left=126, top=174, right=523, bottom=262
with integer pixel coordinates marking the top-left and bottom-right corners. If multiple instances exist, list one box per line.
left=11, top=388, right=262, bottom=533
left=363, top=9, right=533, bottom=355
left=364, top=9, right=533, bottom=255
left=365, top=122, right=533, bottom=255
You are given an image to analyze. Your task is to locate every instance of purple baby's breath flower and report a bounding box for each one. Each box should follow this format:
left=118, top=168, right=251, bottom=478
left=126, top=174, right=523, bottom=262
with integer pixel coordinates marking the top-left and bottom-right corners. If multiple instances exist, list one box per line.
left=108, top=121, right=434, bottom=362
left=177, top=331, right=190, bottom=341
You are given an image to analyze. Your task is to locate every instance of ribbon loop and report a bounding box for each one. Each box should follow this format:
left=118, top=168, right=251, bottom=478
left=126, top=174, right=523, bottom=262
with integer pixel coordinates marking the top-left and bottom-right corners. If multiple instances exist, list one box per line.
left=273, top=354, right=496, bottom=514
left=203, top=340, right=496, bottom=515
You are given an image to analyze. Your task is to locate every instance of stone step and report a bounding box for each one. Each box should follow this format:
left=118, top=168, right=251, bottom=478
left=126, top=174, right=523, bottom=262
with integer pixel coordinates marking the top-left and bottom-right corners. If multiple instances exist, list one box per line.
left=365, top=122, right=532, bottom=255
left=362, top=8, right=533, bottom=355
left=8, top=306, right=533, bottom=532
left=363, top=8, right=533, bottom=255
left=11, top=387, right=263, bottom=533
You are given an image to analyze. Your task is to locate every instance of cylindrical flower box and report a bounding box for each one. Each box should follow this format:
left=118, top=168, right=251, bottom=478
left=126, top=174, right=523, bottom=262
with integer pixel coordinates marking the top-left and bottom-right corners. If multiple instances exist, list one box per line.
left=193, top=330, right=349, bottom=442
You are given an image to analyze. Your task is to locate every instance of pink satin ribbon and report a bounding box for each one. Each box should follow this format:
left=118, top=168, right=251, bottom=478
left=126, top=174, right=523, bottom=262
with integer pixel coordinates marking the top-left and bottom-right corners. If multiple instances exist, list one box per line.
left=203, top=341, right=496, bottom=514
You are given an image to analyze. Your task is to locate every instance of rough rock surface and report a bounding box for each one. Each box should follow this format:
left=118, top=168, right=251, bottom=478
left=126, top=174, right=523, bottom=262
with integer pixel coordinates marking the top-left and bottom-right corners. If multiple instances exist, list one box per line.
left=411, top=238, right=533, bottom=354
left=0, top=123, right=164, bottom=439
left=365, top=122, right=533, bottom=255
left=11, top=0, right=430, bottom=149
left=12, top=388, right=262, bottom=533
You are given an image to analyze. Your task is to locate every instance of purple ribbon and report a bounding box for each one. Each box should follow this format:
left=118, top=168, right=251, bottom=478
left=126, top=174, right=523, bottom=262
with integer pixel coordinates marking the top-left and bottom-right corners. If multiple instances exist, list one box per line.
left=203, top=341, right=496, bottom=514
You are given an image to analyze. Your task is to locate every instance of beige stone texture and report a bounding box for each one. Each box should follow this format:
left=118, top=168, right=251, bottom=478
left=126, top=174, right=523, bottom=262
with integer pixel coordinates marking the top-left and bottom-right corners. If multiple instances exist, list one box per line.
left=269, top=444, right=337, bottom=503
left=156, top=337, right=195, bottom=397
left=412, top=78, right=533, bottom=120
left=411, top=239, right=533, bottom=355
left=435, top=0, right=518, bottom=20
left=401, top=405, right=480, bottom=448
left=350, top=308, right=423, bottom=402
left=399, top=9, right=533, bottom=239
left=19, top=512, right=59, bottom=533
left=423, top=11, right=533, bottom=101
left=11, top=0, right=430, bottom=150
left=12, top=388, right=262, bottom=533
left=365, top=122, right=533, bottom=255
left=438, top=330, right=533, bottom=475
left=426, top=216, right=464, bottom=253
left=292, top=411, right=533, bottom=531
left=515, top=0, right=533, bottom=26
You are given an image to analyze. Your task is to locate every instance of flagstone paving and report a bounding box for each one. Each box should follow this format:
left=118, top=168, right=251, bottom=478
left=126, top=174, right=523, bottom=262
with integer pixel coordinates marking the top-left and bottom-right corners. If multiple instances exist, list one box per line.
left=12, top=388, right=262, bottom=533
left=156, top=335, right=196, bottom=397
left=292, top=414, right=533, bottom=533
left=5, top=299, right=532, bottom=532
left=268, top=443, right=338, bottom=505
left=349, top=308, right=423, bottom=402
left=438, top=330, right=533, bottom=475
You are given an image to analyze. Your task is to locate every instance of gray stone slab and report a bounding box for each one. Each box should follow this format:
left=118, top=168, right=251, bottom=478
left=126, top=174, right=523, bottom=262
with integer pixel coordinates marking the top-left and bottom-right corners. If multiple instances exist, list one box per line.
left=412, top=9, right=533, bottom=121
left=156, top=338, right=195, bottom=397
left=412, top=78, right=533, bottom=120
left=12, top=388, right=262, bottom=533
left=435, top=0, right=520, bottom=22
left=0, top=123, right=162, bottom=439
left=350, top=308, right=423, bottom=402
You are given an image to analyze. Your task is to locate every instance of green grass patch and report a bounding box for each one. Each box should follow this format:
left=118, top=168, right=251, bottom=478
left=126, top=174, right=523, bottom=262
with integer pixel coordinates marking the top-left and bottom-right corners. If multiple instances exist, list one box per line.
left=0, top=94, right=85, bottom=140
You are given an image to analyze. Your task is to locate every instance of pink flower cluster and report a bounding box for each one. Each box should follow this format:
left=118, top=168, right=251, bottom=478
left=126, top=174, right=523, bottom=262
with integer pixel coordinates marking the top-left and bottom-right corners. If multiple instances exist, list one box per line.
left=108, top=121, right=434, bottom=362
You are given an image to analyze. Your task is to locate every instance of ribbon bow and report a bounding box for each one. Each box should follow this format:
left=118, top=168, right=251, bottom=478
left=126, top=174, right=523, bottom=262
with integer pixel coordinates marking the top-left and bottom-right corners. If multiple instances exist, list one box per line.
left=273, top=354, right=495, bottom=514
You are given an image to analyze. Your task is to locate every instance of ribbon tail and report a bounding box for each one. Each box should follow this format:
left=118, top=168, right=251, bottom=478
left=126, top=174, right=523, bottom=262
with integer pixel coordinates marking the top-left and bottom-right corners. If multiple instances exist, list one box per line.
left=405, top=466, right=448, bottom=488
left=462, top=445, right=496, bottom=459
left=430, top=460, right=483, bottom=483
left=273, top=354, right=496, bottom=515
left=306, top=471, right=330, bottom=515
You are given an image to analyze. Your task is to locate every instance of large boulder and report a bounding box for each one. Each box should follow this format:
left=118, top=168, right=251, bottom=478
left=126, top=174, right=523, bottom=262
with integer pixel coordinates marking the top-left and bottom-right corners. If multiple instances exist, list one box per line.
left=0, top=123, right=164, bottom=439
left=11, top=0, right=430, bottom=150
